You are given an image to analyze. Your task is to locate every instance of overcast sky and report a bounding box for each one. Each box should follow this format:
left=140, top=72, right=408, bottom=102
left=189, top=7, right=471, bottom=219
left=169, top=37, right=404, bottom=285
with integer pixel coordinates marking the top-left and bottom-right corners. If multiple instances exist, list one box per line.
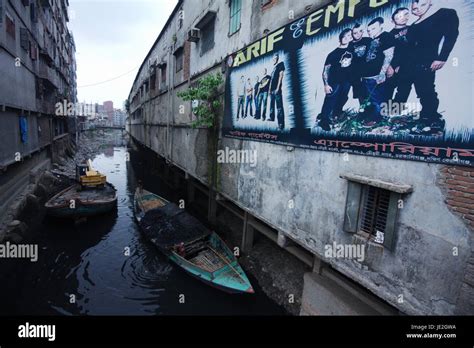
left=68, top=0, right=178, bottom=109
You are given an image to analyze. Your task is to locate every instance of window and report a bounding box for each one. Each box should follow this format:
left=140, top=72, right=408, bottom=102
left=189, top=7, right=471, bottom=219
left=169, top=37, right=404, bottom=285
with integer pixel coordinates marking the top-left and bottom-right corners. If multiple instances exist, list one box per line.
left=20, top=28, right=29, bottom=51
left=177, top=7, right=184, bottom=29
left=200, top=17, right=215, bottom=55
left=359, top=186, right=391, bottom=237
left=160, top=64, right=167, bottom=86
left=342, top=176, right=410, bottom=251
left=5, top=12, right=15, bottom=39
left=31, top=3, right=38, bottom=23
left=150, top=73, right=156, bottom=91
left=30, top=41, right=38, bottom=60
left=229, top=0, right=241, bottom=35
left=174, top=48, right=183, bottom=73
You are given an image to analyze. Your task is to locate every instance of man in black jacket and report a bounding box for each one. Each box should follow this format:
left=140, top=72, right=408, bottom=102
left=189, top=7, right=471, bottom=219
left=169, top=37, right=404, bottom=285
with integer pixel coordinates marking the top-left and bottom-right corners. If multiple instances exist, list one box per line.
left=316, top=28, right=354, bottom=131
left=386, top=7, right=412, bottom=104
left=268, top=53, right=286, bottom=130
left=360, top=17, right=395, bottom=124
left=253, top=76, right=261, bottom=119
left=409, top=0, right=459, bottom=132
left=349, top=23, right=372, bottom=105
left=258, top=69, right=271, bottom=120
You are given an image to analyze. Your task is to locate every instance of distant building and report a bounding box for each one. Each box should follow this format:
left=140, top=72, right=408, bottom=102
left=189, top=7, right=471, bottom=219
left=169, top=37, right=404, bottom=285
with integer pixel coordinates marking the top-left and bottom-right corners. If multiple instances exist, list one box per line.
left=103, top=101, right=114, bottom=125
left=113, top=109, right=125, bottom=127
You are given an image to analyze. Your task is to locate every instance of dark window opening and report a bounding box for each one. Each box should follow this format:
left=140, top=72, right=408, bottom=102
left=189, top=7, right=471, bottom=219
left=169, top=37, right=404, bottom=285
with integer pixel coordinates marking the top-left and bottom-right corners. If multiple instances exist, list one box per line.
left=175, top=48, right=183, bottom=72
left=199, top=17, right=215, bottom=55
left=360, top=186, right=391, bottom=236
left=150, top=73, right=156, bottom=91
left=160, top=64, right=167, bottom=88
left=6, top=12, right=15, bottom=39
left=20, top=27, right=29, bottom=51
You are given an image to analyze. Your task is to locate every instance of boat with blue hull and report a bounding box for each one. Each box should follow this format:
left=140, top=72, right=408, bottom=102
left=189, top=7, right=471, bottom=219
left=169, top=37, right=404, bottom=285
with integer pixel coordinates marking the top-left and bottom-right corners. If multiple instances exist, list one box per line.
left=134, top=188, right=254, bottom=294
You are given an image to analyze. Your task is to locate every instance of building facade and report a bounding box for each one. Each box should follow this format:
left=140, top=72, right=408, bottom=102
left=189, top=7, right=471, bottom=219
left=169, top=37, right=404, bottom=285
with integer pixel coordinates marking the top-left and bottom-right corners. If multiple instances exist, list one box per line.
left=0, top=0, right=77, bottom=165
left=0, top=0, right=77, bottom=229
left=128, top=0, right=474, bottom=315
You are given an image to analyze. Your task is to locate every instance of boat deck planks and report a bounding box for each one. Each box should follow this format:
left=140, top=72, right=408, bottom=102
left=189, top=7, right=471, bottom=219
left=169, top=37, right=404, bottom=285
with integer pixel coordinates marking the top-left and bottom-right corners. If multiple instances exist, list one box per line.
left=189, top=250, right=227, bottom=273
left=47, top=184, right=116, bottom=206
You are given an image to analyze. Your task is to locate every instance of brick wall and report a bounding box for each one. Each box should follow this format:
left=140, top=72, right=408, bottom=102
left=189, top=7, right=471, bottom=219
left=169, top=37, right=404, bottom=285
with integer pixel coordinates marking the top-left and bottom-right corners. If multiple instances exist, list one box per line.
left=439, top=166, right=474, bottom=229
left=439, top=165, right=474, bottom=314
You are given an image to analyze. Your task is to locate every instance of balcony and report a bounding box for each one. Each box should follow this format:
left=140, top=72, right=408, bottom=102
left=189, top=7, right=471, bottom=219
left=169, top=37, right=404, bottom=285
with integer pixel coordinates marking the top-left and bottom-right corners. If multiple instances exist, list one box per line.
left=38, top=60, right=59, bottom=90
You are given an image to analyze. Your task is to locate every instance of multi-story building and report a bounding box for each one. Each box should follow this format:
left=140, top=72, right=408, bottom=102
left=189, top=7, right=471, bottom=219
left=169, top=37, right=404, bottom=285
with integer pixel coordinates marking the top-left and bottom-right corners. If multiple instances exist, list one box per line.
left=113, top=109, right=125, bottom=128
left=128, top=0, right=473, bottom=315
left=0, top=0, right=77, bottom=219
left=103, top=100, right=114, bottom=126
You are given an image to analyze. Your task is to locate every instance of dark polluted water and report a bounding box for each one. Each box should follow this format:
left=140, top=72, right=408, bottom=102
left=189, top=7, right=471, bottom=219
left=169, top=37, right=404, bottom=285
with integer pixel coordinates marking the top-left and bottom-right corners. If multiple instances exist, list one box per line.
left=0, top=139, right=286, bottom=315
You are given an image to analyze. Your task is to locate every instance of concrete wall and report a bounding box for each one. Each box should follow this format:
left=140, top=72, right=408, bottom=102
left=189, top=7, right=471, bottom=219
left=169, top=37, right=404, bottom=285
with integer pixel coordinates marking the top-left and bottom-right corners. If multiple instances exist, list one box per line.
left=128, top=0, right=473, bottom=315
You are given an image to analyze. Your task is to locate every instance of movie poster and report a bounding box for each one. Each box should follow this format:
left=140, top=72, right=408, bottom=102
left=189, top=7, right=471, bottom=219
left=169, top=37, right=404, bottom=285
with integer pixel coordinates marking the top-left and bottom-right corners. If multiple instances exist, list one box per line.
left=223, top=0, right=474, bottom=167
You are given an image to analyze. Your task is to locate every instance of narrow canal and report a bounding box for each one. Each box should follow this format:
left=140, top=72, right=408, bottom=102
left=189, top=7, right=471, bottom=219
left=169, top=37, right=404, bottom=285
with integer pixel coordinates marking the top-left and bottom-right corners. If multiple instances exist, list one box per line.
left=0, top=130, right=286, bottom=315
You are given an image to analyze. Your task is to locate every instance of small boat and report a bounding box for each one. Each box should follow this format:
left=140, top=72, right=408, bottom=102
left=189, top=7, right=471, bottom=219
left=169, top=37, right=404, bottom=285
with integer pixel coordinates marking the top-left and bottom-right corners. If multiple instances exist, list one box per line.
left=45, top=183, right=117, bottom=218
left=134, top=188, right=254, bottom=294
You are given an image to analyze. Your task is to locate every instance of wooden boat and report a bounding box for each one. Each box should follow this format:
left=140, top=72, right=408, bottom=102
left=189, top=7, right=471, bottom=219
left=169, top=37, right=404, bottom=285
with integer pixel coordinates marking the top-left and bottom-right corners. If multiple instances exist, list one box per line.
left=45, top=183, right=117, bottom=218
left=134, top=188, right=254, bottom=294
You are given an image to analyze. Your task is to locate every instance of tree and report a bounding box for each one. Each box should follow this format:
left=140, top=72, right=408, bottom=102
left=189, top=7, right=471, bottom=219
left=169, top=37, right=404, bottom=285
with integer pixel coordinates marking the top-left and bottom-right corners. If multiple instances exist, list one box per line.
left=177, top=73, right=223, bottom=128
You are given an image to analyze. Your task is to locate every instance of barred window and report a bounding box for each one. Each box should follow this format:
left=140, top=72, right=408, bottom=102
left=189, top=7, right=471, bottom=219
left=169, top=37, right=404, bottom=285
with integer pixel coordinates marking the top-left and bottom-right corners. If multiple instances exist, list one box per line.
left=343, top=178, right=408, bottom=251
left=359, top=186, right=391, bottom=236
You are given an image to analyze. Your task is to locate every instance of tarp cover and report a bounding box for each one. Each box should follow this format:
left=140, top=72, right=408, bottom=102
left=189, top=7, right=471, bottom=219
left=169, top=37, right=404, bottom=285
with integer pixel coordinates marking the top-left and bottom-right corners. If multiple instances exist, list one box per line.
left=139, top=203, right=211, bottom=249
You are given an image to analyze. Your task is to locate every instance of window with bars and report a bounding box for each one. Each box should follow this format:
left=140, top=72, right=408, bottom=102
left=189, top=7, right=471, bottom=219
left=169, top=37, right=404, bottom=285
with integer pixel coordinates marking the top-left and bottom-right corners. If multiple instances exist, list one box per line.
left=359, top=186, right=391, bottom=236
left=343, top=181, right=401, bottom=250
left=229, top=0, right=241, bottom=35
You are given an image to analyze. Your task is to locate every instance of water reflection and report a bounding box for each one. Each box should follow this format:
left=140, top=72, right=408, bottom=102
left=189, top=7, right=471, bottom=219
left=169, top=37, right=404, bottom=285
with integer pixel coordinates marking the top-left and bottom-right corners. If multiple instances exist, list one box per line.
left=0, top=130, right=286, bottom=316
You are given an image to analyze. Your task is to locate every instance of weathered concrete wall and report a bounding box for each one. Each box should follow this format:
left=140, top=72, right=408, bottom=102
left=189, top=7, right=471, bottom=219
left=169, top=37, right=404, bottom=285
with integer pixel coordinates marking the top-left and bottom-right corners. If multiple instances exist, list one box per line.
left=0, top=109, right=46, bottom=167
left=128, top=0, right=473, bottom=315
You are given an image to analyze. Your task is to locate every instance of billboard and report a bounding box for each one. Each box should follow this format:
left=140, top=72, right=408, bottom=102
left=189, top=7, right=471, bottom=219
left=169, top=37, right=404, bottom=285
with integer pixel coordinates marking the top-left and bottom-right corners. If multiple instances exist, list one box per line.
left=223, top=0, right=474, bottom=167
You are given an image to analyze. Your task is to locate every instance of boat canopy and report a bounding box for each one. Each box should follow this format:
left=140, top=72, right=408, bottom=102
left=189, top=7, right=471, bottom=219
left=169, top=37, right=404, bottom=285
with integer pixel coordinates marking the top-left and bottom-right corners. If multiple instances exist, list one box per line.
left=140, top=203, right=211, bottom=249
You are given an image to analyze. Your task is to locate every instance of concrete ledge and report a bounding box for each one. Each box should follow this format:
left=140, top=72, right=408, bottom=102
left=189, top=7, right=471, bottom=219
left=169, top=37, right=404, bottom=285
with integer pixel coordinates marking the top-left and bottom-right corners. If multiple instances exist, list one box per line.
left=301, top=272, right=397, bottom=315
left=340, top=173, right=413, bottom=194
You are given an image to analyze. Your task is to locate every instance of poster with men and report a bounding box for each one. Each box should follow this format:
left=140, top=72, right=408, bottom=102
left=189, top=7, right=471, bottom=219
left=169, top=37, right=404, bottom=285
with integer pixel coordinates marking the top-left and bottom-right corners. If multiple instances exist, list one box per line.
left=224, top=0, right=474, bottom=166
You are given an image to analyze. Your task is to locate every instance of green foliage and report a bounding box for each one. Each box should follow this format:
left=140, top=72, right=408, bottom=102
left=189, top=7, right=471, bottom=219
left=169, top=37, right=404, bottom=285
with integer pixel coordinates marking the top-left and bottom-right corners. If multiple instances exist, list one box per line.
left=177, top=73, right=223, bottom=128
